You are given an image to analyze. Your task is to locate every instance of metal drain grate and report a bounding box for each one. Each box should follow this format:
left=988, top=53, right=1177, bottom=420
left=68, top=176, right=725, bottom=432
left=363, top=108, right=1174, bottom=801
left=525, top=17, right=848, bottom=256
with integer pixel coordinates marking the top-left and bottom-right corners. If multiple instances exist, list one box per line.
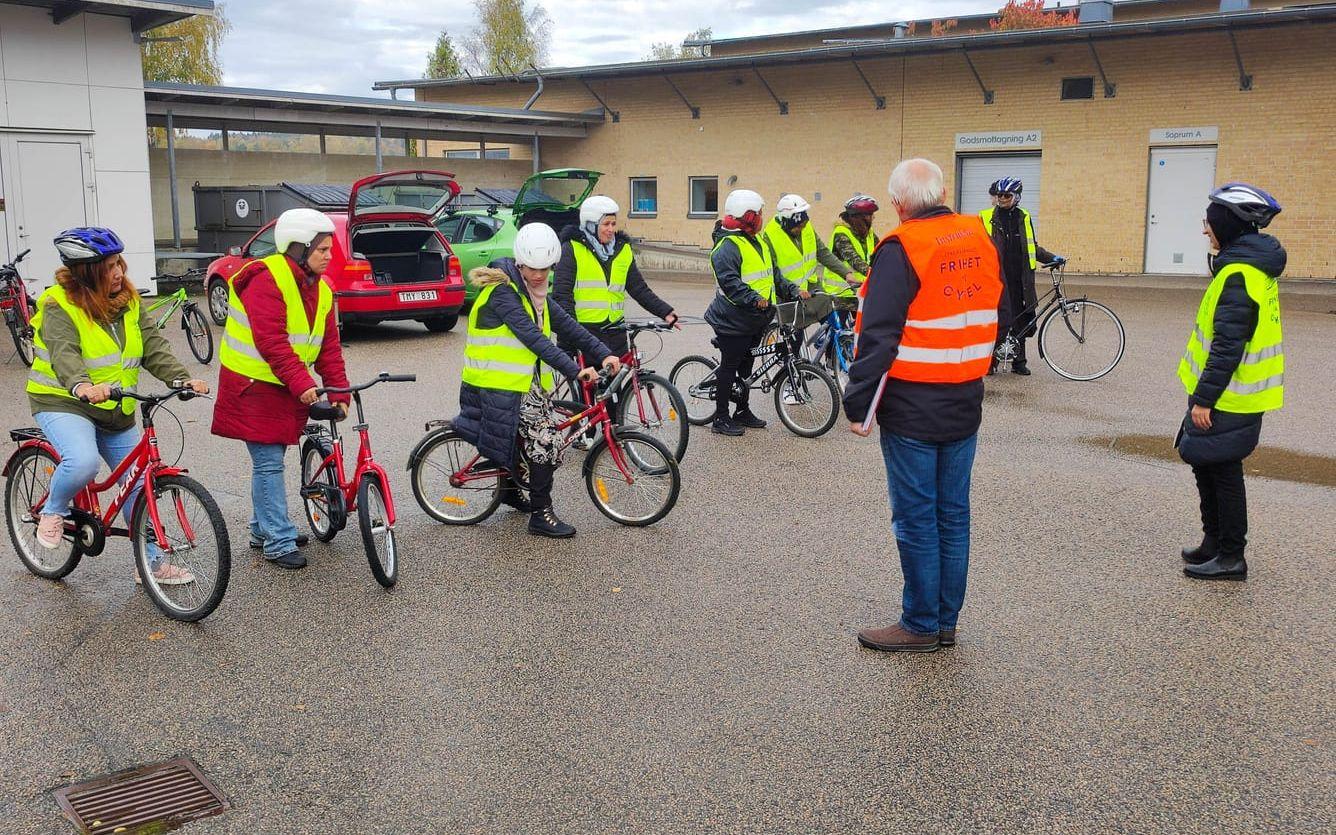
left=53, top=757, right=228, bottom=834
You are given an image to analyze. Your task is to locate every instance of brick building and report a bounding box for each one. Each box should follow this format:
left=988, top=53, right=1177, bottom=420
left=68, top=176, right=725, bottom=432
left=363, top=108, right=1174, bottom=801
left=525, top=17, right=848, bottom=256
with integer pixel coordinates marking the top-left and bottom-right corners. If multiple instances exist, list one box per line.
left=379, top=0, right=1335, bottom=279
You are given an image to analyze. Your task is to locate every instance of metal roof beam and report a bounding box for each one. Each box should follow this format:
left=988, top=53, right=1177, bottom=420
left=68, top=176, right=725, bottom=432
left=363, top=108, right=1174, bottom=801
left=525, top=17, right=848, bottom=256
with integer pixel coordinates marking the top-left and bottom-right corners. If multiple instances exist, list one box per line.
left=579, top=78, right=619, bottom=123
left=1226, top=29, right=1254, bottom=90
left=1086, top=39, right=1117, bottom=97
left=50, top=1, right=88, bottom=24
left=960, top=48, right=994, bottom=105
left=850, top=58, right=886, bottom=110
left=751, top=65, right=788, bottom=115
left=661, top=75, right=699, bottom=119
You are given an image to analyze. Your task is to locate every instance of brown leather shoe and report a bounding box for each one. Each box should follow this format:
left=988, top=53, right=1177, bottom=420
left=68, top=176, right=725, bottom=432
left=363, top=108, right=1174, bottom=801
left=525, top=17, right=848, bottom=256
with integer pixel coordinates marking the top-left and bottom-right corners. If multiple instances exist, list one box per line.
left=939, top=628, right=957, bottom=647
left=857, top=624, right=939, bottom=653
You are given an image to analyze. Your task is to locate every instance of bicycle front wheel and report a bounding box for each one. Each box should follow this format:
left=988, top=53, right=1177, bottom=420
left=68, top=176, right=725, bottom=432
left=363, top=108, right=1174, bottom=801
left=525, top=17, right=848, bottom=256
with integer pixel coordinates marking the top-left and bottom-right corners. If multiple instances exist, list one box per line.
left=774, top=361, right=840, bottom=438
left=358, top=472, right=397, bottom=588
left=616, top=372, right=689, bottom=462
left=1039, top=299, right=1126, bottom=381
left=132, top=474, right=230, bottom=623
left=183, top=305, right=214, bottom=364
left=584, top=430, right=680, bottom=527
left=409, top=430, right=501, bottom=525
left=668, top=354, right=718, bottom=426
left=5, top=446, right=81, bottom=579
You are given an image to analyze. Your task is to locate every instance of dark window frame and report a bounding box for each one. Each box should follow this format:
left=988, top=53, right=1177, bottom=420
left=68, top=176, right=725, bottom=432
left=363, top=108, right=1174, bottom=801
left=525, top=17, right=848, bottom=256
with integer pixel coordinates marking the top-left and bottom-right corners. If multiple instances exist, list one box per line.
left=1061, top=76, right=1095, bottom=101
left=629, top=176, right=658, bottom=218
left=688, top=175, right=719, bottom=219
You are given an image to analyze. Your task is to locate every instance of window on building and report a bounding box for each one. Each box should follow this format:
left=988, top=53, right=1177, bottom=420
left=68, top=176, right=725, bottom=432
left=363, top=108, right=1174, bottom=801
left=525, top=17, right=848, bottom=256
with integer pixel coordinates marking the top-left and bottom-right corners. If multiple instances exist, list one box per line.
left=484, top=148, right=511, bottom=160
left=445, top=149, right=482, bottom=159
left=629, top=177, right=658, bottom=217
left=689, top=176, right=718, bottom=217
left=1061, top=77, right=1095, bottom=100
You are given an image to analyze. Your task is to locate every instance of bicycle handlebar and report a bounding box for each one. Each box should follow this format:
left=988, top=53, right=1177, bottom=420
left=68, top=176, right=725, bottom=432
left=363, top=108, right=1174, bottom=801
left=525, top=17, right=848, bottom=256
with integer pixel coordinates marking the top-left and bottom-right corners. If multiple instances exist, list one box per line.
left=607, top=319, right=676, bottom=333
left=317, top=371, right=417, bottom=395
left=81, top=381, right=207, bottom=405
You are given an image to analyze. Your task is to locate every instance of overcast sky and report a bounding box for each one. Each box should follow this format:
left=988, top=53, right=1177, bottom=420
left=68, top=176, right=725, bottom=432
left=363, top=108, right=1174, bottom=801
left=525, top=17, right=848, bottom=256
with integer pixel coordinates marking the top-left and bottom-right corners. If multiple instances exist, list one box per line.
left=220, top=0, right=1008, bottom=98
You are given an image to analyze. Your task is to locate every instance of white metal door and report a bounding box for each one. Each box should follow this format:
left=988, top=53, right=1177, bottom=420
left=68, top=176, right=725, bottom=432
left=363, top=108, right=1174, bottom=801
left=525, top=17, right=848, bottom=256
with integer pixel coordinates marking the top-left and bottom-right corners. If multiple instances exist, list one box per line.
left=1, top=134, right=95, bottom=288
left=1145, top=146, right=1217, bottom=275
left=957, top=154, right=1043, bottom=231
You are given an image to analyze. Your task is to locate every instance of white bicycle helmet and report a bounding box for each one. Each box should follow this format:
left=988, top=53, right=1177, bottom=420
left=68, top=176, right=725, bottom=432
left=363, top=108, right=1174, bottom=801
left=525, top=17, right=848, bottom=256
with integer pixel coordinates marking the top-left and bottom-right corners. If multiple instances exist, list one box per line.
left=1208, top=182, right=1282, bottom=228
left=579, top=195, right=620, bottom=226
left=723, top=189, right=764, bottom=219
left=513, top=223, right=562, bottom=269
left=774, top=194, right=812, bottom=219
left=275, top=208, right=335, bottom=253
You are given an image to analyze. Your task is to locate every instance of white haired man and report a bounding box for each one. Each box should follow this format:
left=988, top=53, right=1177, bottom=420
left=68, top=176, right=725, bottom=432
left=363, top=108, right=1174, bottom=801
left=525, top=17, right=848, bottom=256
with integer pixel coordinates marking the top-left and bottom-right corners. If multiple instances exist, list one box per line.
left=844, top=158, right=1003, bottom=653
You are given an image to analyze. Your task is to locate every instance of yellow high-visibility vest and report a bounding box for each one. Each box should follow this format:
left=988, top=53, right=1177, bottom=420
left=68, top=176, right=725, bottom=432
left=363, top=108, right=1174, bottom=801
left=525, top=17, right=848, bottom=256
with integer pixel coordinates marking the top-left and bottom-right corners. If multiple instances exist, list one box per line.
left=570, top=240, right=631, bottom=325
left=219, top=254, right=332, bottom=385
left=711, top=234, right=776, bottom=304
left=980, top=207, right=1038, bottom=270
left=762, top=218, right=819, bottom=290
left=27, top=285, right=143, bottom=415
left=462, top=282, right=555, bottom=393
left=823, top=224, right=876, bottom=296
left=1178, top=262, right=1284, bottom=413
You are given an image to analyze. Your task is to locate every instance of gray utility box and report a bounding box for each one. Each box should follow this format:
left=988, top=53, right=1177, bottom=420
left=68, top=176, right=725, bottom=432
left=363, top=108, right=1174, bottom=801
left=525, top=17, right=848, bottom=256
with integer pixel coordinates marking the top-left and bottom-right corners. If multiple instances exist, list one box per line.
left=193, top=183, right=350, bottom=253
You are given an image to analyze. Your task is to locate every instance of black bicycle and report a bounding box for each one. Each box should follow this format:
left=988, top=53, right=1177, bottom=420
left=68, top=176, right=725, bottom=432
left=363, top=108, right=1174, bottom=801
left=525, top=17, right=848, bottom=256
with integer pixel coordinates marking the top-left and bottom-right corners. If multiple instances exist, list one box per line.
left=669, top=300, right=841, bottom=438
left=998, top=261, right=1125, bottom=381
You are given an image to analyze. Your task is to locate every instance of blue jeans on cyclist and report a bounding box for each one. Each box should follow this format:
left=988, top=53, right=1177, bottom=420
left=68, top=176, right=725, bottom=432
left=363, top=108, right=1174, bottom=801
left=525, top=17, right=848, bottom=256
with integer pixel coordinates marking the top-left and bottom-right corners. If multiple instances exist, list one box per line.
left=880, top=431, right=978, bottom=635
left=245, top=442, right=301, bottom=560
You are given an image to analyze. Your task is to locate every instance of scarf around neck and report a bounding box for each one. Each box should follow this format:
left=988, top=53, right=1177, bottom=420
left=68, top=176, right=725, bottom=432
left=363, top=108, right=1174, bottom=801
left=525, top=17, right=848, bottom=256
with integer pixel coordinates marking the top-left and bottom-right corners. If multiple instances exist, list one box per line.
left=581, top=222, right=617, bottom=261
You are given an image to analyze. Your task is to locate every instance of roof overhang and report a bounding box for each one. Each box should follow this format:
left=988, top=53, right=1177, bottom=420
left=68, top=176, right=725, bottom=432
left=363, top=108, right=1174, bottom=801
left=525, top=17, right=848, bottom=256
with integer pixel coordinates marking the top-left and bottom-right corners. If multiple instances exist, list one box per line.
left=1, top=0, right=214, bottom=33
left=144, top=82, right=602, bottom=142
left=374, top=3, right=1336, bottom=91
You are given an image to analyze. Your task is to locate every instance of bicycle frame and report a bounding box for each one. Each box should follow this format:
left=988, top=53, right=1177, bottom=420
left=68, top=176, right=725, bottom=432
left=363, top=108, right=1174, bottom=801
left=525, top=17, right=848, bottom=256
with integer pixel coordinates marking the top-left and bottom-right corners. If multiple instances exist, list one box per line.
left=807, top=310, right=853, bottom=375
left=306, top=390, right=397, bottom=528
left=572, top=326, right=671, bottom=428
left=1, top=269, right=34, bottom=328
left=145, top=288, right=189, bottom=330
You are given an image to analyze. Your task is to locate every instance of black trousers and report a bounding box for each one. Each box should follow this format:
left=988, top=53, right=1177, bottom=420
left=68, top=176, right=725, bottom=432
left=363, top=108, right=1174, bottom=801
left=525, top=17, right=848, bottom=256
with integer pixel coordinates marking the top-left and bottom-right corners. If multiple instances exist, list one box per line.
left=505, top=460, right=556, bottom=511
left=1192, top=460, right=1248, bottom=558
left=996, top=272, right=1033, bottom=363
left=714, top=332, right=762, bottom=418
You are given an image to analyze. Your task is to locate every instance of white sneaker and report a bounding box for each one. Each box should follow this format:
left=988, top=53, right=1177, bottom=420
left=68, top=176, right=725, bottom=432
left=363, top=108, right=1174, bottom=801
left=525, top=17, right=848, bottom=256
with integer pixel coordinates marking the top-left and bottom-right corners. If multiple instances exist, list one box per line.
left=136, top=563, right=195, bottom=586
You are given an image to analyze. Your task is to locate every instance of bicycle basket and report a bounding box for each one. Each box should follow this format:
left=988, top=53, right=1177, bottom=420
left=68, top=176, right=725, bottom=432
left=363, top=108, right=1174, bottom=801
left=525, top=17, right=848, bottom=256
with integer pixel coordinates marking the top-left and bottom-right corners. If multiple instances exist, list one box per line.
left=776, top=295, right=835, bottom=330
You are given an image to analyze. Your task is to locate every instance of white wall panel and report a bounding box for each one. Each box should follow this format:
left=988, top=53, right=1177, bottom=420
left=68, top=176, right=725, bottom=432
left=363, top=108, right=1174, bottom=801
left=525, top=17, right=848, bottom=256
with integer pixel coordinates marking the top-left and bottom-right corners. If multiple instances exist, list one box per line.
left=90, top=85, right=150, bottom=172
left=4, top=80, right=92, bottom=131
left=82, top=14, right=141, bottom=89
left=0, top=5, right=88, bottom=85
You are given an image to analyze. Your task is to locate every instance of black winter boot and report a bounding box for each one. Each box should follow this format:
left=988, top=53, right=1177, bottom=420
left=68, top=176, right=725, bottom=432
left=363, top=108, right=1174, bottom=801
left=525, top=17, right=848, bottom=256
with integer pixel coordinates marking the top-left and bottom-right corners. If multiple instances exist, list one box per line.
left=1184, top=553, right=1247, bottom=581
left=529, top=507, right=576, bottom=538
left=711, top=415, right=745, bottom=436
left=1181, top=538, right=1218, bottom=565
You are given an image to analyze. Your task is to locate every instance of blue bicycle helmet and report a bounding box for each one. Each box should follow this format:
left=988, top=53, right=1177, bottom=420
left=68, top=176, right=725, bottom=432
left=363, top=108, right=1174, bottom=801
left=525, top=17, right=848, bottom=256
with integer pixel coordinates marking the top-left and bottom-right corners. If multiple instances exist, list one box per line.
left=989, top=178, right=1023, bottom=196
left=1208, top=182, right=1281, bottom=228
left=53, top=227, right=124, bottom=265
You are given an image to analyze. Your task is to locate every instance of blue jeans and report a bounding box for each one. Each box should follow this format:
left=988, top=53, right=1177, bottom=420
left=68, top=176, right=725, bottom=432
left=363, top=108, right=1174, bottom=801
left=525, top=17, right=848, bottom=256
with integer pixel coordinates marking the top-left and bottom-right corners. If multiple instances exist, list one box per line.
left=245, top=442, right=298, bottom=557
left=879, top=431, right=979, bottom=635
left=35, top=411, right=164, bottom=567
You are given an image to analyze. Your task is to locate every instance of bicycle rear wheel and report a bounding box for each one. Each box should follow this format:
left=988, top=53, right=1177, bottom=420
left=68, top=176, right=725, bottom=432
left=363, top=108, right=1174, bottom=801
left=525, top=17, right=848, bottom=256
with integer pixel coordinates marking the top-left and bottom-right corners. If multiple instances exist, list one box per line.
left=1039, top=299, right=1125, bottom=381
left=5, top=446, right=81, bottom=579
left=615, top=372, right=689, bottom=462
left=183, top=305, right=214, bottom=364
left=668, top=355, right=718, bottom=426
left=300, top=440, right=343, bottom=542
left=774, top=361, right=840, bottom=438
left=358, top=472, right=397, bottom=588
left=131, top=474, right=230, bottom=623
left=409, top=430, right=502, bottom=525
left=584, top=430, right=680, bottom=527
left=8, top=302, right=35, bottom=367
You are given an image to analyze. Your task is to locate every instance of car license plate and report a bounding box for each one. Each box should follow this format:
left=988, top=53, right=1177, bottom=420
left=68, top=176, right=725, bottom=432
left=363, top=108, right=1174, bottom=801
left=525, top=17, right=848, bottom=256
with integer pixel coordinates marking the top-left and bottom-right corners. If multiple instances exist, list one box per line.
left=398, top=290, right=438, bottom=303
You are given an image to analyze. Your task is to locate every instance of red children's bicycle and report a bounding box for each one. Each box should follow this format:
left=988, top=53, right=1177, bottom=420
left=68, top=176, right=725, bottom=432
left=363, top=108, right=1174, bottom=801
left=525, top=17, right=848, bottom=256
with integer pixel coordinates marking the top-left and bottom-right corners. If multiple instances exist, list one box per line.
left=3, top=385, right=231, bottom=622
left=298, top=372, right=415, bottom=588
left=1, top=248, right=37, bottom=366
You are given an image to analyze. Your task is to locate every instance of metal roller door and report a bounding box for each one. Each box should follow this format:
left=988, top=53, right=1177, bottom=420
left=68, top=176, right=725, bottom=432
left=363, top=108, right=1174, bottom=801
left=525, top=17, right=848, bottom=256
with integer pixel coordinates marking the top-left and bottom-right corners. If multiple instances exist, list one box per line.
left=956, top=154, right=1043, bottom=231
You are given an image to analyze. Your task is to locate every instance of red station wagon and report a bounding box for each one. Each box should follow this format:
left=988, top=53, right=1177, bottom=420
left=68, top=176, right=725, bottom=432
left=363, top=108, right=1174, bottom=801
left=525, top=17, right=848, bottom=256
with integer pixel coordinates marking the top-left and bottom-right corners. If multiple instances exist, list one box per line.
left=205, top=171, right=466, bottom=332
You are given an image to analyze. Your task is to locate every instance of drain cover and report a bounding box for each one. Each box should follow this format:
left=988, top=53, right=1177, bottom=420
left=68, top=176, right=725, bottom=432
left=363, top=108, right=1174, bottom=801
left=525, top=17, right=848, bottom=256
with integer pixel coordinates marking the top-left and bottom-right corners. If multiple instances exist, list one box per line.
left=53, top=757, right=228, bottom=834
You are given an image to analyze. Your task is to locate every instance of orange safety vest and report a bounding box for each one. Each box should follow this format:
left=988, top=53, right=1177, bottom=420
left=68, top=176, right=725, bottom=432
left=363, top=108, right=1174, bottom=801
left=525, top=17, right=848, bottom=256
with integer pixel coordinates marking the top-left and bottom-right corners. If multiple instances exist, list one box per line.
left=855, top=213, right=1002, bottom=383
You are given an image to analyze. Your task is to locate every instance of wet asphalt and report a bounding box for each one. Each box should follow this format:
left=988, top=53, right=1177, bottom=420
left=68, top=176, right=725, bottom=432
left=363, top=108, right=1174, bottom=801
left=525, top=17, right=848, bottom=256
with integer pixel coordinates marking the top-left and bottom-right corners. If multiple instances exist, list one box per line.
left=0, top=278, right=1332, bottom=834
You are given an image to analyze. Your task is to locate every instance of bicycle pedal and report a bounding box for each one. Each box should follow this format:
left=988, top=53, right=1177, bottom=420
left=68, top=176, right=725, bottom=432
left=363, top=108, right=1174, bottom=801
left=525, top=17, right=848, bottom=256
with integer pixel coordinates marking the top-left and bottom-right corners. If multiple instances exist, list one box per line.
left=299, top=484, right=329, bottom=500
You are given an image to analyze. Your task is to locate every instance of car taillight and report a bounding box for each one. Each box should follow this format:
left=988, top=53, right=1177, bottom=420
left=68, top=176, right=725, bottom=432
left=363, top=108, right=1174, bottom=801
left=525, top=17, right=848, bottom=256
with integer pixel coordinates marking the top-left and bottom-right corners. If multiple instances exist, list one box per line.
left=447, top=255, right=462, bottom=285
left=345, top=259, right=372, bottom=275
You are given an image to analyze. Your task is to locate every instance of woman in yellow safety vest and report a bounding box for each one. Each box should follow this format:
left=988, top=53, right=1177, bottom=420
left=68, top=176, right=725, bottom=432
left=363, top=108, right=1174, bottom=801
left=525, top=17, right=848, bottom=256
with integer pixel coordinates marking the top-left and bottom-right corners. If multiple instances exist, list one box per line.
left=1176, top=183, right=1285, bottom=582
left=26, top=227, right=208, bottom=584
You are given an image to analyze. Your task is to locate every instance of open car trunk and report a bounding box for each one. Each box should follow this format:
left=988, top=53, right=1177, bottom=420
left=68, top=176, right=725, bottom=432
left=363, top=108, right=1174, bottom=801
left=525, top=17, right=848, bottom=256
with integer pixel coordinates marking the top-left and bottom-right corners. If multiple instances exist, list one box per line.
left=350, top=224, right=448, bottom=285
left=512, top=168, right=601, bottom=232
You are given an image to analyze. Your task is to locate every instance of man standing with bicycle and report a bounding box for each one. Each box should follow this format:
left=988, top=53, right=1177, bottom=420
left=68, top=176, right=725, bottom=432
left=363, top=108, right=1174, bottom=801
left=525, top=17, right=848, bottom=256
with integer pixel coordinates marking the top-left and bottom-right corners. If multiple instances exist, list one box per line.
left=845, top=159, right=1002, bottom=653
left=980, top=179, right=1063, bottom=376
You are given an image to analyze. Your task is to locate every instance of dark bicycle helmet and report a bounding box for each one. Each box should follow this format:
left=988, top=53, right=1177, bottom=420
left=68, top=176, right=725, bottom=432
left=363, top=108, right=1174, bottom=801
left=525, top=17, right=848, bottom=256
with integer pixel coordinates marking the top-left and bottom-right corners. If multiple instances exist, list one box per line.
left=843, top=193, right=880, bottom=215
left=988, top=178, right=1023, bottom=197
left=1208, top=182, right=1281, bottom=228
left=54, top=227, right=124, bottom=265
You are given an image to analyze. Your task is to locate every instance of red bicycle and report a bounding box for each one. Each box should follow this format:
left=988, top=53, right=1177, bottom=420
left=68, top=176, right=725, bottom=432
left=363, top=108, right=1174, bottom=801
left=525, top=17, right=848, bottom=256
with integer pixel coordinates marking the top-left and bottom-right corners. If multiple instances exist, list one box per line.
left=409, top=367, right=681, bottom=527
left=298, top=372, right=415, bottom=588
left=1, top=248, right=37, bottom=366
left=3, top=385, right=231, bottom=622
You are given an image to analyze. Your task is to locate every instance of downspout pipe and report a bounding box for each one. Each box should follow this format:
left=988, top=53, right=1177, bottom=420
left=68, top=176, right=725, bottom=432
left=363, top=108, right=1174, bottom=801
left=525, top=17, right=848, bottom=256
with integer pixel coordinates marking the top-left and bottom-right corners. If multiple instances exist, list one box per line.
left=523, top=66, right=544, bottom=110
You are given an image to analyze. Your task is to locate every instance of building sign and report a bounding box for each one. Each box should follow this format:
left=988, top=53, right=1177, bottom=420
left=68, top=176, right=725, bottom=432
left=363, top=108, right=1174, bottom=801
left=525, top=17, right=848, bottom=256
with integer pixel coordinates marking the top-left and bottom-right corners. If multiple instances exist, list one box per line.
left=235, top=198, right=250, bottom=219
left=1149, top=126, right=1219, bottom=145
left=955, top=130, right=1042, bottom=151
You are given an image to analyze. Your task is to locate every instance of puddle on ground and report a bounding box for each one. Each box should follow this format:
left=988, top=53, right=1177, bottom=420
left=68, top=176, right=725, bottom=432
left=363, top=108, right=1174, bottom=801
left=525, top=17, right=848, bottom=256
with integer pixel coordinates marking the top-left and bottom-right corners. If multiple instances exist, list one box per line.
left=1082, top=434, right=1336, bottom=487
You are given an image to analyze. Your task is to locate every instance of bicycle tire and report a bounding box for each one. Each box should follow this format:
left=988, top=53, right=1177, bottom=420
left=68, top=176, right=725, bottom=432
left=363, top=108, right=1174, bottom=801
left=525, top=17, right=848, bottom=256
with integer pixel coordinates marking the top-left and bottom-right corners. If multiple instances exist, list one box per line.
left=358, top=472, right=398, bottom=588
left=615, top=371, right=689, bottom=462
left=300, top=441, right=343, bottom=542
left=583, top=430, right=680, bottom=527
left=668, top=354, right=719, bottom=426
left=5, top=446, right=82, bottom=579
left=773, top=361, right=840, bottom=438
left=409, top=430, right=501, bottom=525
left=1038, top=299, right=1126, bottom=381
left=8, top=304, right=35, bottom=367
left=183, top=305, right=214, bottom=364
left=131, top=474, right=231, bottom=623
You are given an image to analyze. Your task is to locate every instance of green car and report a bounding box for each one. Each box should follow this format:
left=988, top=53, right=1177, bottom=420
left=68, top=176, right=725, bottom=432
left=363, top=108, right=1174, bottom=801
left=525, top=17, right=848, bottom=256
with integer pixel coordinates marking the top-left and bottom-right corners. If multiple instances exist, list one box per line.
left=437, top=168, right=602, bottom=305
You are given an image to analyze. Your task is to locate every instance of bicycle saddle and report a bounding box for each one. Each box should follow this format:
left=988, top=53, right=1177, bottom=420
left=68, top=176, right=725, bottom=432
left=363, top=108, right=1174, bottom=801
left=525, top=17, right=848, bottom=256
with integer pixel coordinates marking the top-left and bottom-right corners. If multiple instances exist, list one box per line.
left=308, top=400, right=342, bottom=421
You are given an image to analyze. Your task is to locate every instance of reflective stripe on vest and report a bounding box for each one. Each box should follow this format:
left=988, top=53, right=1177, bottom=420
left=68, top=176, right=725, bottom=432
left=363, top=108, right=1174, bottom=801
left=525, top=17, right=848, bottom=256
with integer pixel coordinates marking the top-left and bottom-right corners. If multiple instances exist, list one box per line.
left=823, top=225, right=876, bottom=297
left=570, top=241, right=631, bottom=324
left=711, top=234, right=776, bottom=304
left=462, top=282, right=555, bottom=393
left=1177, top=262, right=1284, bottom=413
left=218, top=254, right=333, bottom=385
left=762, top=218, right=819, bottom=290
left=26, top=285, right=143, bottom=415
left=856, top=213, right=1003, bottom=384
left=980, top=207, right=1038, bottom=270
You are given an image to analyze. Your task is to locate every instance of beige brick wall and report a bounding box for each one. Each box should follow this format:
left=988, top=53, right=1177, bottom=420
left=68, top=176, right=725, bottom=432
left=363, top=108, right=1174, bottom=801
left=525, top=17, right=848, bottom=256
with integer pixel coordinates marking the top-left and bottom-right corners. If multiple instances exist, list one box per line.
left=421, top=22, right=1335, bottom=278
left=148, top=148, right=532, bottom=244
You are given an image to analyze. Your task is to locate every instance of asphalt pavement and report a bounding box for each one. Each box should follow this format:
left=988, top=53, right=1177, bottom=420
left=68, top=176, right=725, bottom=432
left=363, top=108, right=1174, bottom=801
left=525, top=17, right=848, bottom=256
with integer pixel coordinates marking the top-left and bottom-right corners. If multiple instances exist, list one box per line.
left=0, top=277, right=1332, bottom=834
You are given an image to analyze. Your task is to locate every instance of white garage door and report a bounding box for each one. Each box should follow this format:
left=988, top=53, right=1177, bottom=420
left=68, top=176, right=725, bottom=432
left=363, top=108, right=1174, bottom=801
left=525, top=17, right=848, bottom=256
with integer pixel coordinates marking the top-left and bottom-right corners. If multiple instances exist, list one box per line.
left=956, top=154, right=1043, bottom=232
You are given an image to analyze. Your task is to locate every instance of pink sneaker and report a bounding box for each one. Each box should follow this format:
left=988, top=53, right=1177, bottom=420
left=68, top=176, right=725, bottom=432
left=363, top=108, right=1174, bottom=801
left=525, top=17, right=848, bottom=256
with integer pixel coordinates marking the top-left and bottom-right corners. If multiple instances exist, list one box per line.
left=135, top=562, right=195, bottom=586
left=35, top=514, right=64, bottom=550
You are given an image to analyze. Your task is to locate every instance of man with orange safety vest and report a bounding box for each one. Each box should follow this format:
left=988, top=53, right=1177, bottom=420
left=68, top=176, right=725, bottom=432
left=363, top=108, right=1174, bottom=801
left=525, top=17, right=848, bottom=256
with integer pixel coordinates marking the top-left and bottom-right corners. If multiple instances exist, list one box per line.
left=844, top=158, right=1003, bottom=654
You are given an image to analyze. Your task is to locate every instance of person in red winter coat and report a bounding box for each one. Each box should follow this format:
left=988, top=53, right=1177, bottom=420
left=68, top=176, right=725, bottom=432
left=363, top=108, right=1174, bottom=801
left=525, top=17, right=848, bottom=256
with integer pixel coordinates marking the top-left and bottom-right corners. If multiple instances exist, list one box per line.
left=212, top=209, right=351, bottom=570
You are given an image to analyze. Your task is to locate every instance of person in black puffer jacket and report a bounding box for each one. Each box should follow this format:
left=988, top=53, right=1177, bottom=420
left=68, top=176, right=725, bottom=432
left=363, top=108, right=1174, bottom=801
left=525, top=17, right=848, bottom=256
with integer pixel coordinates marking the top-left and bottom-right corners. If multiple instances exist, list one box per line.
left=1176, top=183, right=1287, bottom=581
